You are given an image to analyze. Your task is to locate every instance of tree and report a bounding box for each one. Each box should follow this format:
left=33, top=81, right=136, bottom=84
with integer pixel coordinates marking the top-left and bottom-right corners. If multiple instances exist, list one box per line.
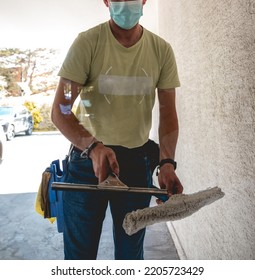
left=0, top=48, right=61, bottom=96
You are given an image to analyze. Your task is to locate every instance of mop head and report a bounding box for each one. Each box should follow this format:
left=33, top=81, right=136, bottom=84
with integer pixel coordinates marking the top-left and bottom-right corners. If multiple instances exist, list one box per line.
left=123, top=187, right=224, bottom=236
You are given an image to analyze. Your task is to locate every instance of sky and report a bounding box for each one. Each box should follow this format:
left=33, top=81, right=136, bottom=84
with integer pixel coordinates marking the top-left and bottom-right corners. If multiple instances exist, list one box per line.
left=0, top=0, right=158, bottom=50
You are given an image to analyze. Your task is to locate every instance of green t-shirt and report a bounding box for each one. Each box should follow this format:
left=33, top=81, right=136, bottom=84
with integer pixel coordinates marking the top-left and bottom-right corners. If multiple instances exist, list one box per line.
left=58, top=22, right=180, bottom=148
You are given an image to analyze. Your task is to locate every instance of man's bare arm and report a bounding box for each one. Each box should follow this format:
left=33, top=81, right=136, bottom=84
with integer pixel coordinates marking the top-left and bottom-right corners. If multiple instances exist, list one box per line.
left=51, top=77, right=119, bottom=181
left=157, top=88, right=183, bottom=195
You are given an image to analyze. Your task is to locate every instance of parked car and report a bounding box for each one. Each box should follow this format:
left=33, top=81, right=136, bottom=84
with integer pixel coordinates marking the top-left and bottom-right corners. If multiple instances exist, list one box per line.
left=0, top=106, right=34, bottom=140
left=0, top=125, right=5, bottom=164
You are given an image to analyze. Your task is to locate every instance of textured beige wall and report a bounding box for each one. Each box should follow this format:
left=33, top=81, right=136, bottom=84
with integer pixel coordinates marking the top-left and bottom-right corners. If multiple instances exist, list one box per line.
left=155, top=0, right=255, bottom=259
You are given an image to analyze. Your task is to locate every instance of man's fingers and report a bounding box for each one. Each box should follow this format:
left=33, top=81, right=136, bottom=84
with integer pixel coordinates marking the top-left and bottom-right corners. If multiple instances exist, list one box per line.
left=107, top=152, right=120, bottom=176
left=91, top=146, right=119, bottom=182
left=165, top=179, right=183, bottom=195
left=175, top=177, right=184, bottom=194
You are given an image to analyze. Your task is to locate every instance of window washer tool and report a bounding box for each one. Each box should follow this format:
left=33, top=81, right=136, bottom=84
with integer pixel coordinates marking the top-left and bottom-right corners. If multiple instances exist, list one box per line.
left=52, top=173, right=225, bottom=236
left=122, top=186, right=224, bottom=236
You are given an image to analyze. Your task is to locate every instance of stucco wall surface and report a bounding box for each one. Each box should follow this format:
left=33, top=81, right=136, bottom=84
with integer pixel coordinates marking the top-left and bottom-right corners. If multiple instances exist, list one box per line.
left=156, top=0, right=255, bottom=259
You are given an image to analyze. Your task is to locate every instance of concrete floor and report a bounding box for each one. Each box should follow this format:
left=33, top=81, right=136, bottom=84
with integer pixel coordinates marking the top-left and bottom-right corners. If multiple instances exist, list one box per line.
left=0, top=192, right=179, bottom=260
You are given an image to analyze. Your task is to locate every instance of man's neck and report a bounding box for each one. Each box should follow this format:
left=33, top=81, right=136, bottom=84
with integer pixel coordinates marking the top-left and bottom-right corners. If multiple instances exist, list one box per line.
left=109, top=19, right=143, bottom=48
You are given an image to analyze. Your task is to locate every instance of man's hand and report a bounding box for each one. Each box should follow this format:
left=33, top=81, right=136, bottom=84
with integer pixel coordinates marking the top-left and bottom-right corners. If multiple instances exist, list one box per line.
left=89, top=143, right=120, bottom=183
left=157, top=163, right=183, bottom=197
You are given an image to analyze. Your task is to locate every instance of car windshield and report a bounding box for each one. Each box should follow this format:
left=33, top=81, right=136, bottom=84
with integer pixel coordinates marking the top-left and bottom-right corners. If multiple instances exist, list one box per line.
left=0, top=107, right=14, bottom=116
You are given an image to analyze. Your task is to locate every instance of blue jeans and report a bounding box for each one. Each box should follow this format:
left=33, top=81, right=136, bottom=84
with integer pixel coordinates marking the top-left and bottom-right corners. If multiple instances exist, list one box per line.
left=63, top=145, right=152, bottom=260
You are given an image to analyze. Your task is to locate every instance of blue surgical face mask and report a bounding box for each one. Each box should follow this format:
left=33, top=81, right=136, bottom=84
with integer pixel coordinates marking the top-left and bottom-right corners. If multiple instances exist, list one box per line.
left=109, top=0, right=143, bottom=30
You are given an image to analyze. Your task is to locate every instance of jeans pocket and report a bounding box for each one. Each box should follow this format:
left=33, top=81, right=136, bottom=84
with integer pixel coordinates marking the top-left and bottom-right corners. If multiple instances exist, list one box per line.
left=66, top=151, right=97, bottom=184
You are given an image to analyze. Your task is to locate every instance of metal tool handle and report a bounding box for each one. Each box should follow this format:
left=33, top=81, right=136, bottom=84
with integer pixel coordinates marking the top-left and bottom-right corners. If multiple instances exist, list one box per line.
left=52, top=173, right=169, bottom=201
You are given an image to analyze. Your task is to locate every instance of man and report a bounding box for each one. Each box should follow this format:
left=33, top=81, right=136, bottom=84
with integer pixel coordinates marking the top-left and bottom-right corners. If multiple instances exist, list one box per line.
left=51, top=0, right=183, bottom=260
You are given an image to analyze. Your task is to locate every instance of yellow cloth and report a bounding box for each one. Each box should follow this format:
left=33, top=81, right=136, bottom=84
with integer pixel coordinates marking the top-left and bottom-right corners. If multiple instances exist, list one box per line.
left=35, top=171, right=55, bottom=224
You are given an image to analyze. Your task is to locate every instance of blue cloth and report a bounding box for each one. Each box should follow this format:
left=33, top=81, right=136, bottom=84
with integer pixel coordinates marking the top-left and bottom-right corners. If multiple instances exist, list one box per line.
left=63, top=145, right=152, bottom=260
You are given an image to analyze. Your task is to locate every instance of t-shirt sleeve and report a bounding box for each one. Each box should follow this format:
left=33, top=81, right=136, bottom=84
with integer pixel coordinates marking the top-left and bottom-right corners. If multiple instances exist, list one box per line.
left=58, top=33, right=92, bottom=85
left=156, top=43, right=180, bottom=89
